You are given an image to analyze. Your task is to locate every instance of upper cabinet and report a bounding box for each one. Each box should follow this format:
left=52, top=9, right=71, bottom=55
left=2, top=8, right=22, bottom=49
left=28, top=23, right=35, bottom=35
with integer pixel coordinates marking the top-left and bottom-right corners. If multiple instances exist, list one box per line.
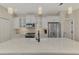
left=13, top=17, right=20, bottom=28
left=13, top=15, right=37, bottom=29
left=13, top=15, right=60, bottom=29
left=0, top=6, right=12, bottom=20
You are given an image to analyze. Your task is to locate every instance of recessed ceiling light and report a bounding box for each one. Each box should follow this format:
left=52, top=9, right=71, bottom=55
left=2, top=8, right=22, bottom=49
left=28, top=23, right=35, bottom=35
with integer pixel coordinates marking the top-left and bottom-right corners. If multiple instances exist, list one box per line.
left=38, top=7, right=43, bottom=16
left=68, top=7, right=72, bottom=14
left=8, top=7, right=14, bottom=14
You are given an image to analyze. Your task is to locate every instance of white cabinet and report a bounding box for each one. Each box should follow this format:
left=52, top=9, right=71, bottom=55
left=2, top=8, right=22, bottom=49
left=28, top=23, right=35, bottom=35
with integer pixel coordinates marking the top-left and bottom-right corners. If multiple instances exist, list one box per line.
left=0, top=18, right=11, bottom=42
left=13, top=17, right=20, bottom=28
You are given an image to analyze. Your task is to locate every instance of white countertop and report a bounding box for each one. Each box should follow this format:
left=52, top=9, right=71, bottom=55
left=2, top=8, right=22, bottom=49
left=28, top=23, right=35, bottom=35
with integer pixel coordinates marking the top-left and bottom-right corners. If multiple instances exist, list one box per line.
left=0, top=38, right=79, bottom=54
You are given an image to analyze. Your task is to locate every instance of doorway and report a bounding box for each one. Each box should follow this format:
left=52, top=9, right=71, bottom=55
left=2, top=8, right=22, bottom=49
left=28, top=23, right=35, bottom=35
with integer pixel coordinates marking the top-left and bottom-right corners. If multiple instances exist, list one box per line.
left=48, top=22, right=61, bottom=38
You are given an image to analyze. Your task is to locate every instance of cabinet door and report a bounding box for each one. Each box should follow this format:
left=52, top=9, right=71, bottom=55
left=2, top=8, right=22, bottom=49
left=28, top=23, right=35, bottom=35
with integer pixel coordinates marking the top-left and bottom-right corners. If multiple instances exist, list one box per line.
left=14, top=18, right=20, bottom=28
left=0, top=18, right=10, bottom=42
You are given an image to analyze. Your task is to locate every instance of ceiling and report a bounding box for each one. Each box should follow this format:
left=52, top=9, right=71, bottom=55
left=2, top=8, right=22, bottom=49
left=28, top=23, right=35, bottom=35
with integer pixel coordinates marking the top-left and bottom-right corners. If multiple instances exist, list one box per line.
left=0, top=3, right=79, bottom=16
